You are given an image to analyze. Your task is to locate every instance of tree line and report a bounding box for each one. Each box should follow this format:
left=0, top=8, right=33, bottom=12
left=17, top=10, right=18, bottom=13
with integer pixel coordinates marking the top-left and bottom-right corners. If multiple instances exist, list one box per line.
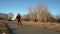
left=22, top=3, right=60, bottom=23
left=0, top=12, right=13, bottom=21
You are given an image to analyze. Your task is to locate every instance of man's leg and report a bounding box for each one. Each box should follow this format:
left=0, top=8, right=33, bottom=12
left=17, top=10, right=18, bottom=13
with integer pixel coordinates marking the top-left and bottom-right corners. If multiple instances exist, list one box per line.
left=17, top=20, right=19, bottom=26
left=20, top=20, right=22, bottom=26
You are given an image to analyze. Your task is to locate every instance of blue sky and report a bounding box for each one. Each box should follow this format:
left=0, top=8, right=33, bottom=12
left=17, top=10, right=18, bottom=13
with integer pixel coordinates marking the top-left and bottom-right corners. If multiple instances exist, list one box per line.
left=0, top=0, right=60, bottom=19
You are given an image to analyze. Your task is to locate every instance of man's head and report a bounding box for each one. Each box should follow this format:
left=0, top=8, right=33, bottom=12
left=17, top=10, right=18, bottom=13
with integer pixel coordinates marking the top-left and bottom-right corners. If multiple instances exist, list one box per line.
left=17, top=13, right=20, bottom=15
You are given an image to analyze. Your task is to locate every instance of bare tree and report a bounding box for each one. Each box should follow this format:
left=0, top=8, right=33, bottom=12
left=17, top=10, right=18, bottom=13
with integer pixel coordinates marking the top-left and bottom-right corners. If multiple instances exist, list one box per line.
left=28, top=6, right=35, bottom=21
left=22, top=14, right=30, bottom=21
left=41, top=4, right=48, bottom=22
left=27, top=3, right=49, bottom=22
left=24, top=3, right=54, bottom=22
left=7, top=13, right=14, bottom=21
left=0, top=13, right=8, bottom=20
left=56, top=14, right=60, bottom=23
left=33, top=3, right=41, bottom=22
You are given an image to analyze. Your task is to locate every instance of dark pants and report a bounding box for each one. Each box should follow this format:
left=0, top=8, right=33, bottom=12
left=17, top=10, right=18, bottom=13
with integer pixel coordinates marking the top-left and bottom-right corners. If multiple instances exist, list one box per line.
left=17, top=20, right=22, bottom=26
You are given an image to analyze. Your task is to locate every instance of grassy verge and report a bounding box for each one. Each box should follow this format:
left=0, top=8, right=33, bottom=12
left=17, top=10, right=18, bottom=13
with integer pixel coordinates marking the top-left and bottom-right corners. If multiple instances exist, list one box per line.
left=22, top=21, right=60, bottom=32
left=0, top=22, right=10, bottom=34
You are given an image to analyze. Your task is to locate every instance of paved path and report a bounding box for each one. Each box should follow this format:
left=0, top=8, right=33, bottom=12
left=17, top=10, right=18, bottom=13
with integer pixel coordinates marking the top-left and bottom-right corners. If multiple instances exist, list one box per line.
left=6, top=22, right=60, bottom=34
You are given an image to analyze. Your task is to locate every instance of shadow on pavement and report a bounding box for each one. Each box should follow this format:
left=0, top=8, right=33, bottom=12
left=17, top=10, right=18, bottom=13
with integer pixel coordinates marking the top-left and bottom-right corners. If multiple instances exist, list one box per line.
left=4, top=23, right=16, bottom=34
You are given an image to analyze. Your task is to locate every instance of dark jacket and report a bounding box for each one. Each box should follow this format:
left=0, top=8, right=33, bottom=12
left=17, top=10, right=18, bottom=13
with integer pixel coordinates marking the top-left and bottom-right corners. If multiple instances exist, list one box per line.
left=16, top=14, right=21, bottom=21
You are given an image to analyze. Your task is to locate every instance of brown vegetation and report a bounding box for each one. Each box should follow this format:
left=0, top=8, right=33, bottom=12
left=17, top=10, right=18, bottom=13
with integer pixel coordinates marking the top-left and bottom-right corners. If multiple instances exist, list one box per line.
left=21, top=21, right=60, bottom=32
left=0, top=21, right=10, bottom=34
left=22, top=3, right=60, bottom=23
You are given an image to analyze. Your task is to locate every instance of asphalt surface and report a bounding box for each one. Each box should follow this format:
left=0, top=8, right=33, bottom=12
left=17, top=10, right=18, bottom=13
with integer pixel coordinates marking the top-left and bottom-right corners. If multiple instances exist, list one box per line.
left=6, top=22, right=60, bottom=34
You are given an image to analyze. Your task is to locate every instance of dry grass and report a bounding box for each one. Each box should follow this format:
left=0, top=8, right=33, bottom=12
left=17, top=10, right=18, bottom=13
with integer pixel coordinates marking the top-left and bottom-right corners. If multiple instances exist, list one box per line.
left=0, top=20, right=10, bottom=34
left=21, top=21, right=60, bottom=32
